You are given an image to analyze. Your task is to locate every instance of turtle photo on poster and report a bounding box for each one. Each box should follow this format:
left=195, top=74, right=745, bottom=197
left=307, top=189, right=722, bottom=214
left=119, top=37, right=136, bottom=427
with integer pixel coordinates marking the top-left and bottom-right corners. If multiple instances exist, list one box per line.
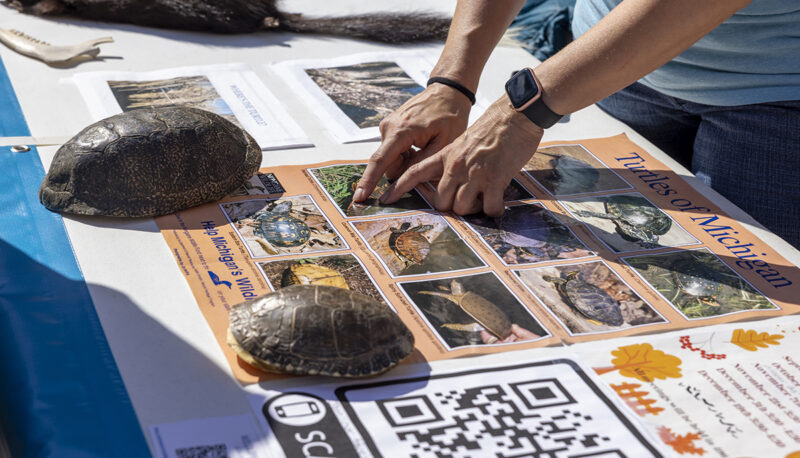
left=623, top=248, right=777, bottom=319
left=220, top=195, right=346, bottom=258
left=108, top=75, right=241, bottom=128
left=561, top=192, right=699, bottom=253
left=462, top=202, right=593, bottom=265
left=502, top=179, right=535, bottom=202
left=524, top=144, right=632, bottom=196
left=350, top=213, right=485, bottom=278
left=515, top=261, right=665, bottom=335
left=399, top=272, right=548, bottom=349
left=309, top=164, right=430, bottom=217
left=305, top=61, right=424, bottom=128
left=256, top=253, right=390, bottom=309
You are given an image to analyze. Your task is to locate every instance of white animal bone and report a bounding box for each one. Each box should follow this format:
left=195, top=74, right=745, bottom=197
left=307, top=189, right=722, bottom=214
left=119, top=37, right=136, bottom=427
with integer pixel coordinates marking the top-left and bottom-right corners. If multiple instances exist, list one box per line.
left=0, top=29, right=113, bottom=65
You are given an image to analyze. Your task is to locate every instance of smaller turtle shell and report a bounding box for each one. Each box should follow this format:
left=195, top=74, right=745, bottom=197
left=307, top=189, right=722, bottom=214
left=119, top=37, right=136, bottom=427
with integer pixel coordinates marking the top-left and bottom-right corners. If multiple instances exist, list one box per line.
left=39, top=106, right=261, bottom=217
left=228, top=285, right=414, bottom=377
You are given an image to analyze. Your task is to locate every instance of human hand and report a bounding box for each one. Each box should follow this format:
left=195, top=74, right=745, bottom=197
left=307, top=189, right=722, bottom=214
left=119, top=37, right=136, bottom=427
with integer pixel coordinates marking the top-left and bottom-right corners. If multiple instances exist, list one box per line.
left=353, top=83, right=472, bottom=202
left=378, top=95, right=544, bottom=217
left=481, top=324, right=540, bottom=344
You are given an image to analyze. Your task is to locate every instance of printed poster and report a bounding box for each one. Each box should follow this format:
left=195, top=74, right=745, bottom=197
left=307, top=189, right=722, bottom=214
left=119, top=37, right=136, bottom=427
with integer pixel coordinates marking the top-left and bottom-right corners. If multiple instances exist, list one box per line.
left=245, top=352, right=669, bottom=457
left=155, top=135, right=800, bottom=384
left=73, top=63, right=311, bottom=150
left=268, top=50, right=490, bottom=143
left=572, top=315, right=800, bottom=457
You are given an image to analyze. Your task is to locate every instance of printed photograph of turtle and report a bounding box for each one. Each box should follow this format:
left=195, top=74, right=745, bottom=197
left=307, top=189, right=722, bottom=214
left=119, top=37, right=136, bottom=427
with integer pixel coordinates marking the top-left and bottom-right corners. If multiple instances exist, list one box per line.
left=561, top=192, right=698, bottom=253
left=350, top=213, right=485, bottom=277
left=309, top=164, right=430, bottom=217
left=399, top=272, right=547, bottom=349
left=108, top=76, right=240, bottom=128
left=515, top=261, right=665, bottom=335
left=462, top=202, right=593, bottom=265
left=221, top=195, right=345, bottom=258
left=503, top=179, right=535, bottom=202
left=305, top=62, right=424, bottom=128
left=524, top=144, right=632, bottom=196
left=623, top=248, right=776, bottom=319
left=256, top=254, right=390, bottom=308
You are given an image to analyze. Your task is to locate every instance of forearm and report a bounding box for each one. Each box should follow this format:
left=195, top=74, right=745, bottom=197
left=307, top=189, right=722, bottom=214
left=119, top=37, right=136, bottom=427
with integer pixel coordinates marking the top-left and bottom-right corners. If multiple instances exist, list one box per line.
left=431, top=0, right=526, bottom=92
left=537, top=0, right=751, bottom=115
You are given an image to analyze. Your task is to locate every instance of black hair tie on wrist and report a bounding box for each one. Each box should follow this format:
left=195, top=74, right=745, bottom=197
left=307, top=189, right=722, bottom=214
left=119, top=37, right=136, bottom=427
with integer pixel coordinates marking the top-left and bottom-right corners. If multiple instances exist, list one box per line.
left=427, top=77, right=476, bottom=105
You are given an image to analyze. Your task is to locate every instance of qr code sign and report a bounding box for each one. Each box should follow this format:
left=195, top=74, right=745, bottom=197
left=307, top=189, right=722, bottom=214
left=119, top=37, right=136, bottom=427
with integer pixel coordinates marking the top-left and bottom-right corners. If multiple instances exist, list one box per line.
left=175, top=444, right=228, bottom=458
left=337, top=359, right=662, bottom=457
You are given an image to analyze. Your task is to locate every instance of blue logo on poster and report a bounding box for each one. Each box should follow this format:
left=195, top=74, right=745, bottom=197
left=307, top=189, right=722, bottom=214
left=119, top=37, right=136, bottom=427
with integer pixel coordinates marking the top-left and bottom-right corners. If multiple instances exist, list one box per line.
left=208, top=270, right=232, bottom=288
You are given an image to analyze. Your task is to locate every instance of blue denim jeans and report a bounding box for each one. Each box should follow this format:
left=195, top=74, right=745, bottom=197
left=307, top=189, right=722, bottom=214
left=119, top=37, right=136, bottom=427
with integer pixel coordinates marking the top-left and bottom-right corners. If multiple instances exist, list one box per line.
left=596, top=82, right=800, bottom=248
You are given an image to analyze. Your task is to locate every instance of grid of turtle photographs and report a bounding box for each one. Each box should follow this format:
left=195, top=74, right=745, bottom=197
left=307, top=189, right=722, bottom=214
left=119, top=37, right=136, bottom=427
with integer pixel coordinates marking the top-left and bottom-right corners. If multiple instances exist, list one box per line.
left=220, top=195, right=347, bottom=258
left=211, top=138, right=786, bottom=357
left=255, top=253, right=393, bottom=311
left=307, top=163, right=431, bottom=218
left=398, top=272, right=550, bottom=350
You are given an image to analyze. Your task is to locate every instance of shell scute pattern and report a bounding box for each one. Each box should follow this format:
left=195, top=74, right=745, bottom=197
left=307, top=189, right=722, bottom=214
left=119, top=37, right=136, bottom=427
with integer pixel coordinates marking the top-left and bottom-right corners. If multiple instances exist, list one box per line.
left=547, top=271, right=624, bottom=326
left=40, top=106, right=261, bottom=217
left=228, top=285, right=414, bottom=377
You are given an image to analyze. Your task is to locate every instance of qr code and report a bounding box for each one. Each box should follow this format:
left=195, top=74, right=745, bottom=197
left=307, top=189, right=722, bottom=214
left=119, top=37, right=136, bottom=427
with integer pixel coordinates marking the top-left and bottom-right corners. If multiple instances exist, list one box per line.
left=338, top=360, right=660, bottom=457
left=174, top=444, right=228, bottom=458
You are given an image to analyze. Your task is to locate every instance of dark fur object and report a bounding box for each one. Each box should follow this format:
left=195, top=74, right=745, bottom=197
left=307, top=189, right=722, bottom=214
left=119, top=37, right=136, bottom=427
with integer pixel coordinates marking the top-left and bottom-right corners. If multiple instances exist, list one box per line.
left=5, top=0, right=451, bottom=42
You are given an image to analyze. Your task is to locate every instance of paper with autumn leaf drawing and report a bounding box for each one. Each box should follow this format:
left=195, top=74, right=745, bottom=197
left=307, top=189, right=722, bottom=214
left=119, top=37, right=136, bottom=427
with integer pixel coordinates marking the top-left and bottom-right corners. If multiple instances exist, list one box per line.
left=572, top=315, right=800, bottom=457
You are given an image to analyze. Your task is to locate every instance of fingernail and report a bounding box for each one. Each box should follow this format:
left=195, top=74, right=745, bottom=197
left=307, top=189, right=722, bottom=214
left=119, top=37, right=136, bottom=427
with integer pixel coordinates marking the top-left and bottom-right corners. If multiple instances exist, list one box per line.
left=353, top=188, right=365, bottom=202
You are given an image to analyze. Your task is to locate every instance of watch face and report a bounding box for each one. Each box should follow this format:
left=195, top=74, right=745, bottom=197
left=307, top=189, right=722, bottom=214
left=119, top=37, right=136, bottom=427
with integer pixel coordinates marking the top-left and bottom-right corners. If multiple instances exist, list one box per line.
left=505, top=69, right=540, bottom=110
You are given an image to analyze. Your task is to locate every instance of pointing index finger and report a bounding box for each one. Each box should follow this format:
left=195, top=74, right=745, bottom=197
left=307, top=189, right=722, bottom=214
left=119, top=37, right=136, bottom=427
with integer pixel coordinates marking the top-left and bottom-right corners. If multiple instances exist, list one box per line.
left=354, top=134, right=412, bottom=202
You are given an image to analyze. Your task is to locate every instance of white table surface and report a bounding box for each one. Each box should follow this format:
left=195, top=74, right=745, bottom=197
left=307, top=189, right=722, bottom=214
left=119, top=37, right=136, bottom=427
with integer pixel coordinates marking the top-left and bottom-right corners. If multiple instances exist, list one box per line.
left=2, top=3, right=798, bottom=454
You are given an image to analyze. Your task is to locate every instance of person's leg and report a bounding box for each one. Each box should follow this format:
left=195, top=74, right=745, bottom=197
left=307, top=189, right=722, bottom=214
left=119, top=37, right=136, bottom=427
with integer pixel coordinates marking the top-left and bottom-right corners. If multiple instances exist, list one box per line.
left=691, top=100, right=800, bottom=247
left=596, top=82, right=701, bottom=168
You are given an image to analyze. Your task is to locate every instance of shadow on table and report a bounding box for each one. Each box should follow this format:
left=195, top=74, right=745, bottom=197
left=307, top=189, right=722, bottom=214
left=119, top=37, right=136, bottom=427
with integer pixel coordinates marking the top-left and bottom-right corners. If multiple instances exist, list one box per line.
left=0, top=237, right=256, bottom=457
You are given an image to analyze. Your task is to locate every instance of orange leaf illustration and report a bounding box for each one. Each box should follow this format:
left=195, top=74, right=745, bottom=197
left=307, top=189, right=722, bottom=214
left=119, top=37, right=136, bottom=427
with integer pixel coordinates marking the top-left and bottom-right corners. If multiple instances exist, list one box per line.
left=595, top=343, right=682, bottom=382
left=731, top=329, right=784, bottom=351
left=657, top=426, right=705, bottom=455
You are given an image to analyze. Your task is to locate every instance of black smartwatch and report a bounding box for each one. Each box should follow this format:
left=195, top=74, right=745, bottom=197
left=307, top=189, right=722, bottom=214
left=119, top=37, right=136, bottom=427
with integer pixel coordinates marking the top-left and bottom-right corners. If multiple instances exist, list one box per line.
left=505, top=68, right=563, bottom=129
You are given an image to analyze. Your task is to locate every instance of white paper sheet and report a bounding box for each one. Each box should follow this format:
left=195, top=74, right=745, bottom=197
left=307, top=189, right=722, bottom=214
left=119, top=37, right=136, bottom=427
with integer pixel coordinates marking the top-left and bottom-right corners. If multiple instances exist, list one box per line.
left=149, top=414, right=270, bottom=458
left=246, top=350, right=669, bottom=457
left=269, top=50, right=489, bottom=143
left=72, top=63, right=311, bottom=151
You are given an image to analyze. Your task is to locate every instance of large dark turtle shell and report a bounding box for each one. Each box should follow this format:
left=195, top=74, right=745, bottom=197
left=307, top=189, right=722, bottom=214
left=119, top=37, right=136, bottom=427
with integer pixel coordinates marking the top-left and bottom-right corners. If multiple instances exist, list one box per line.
left=39, top=106, right=261, bottom=217
left=227, top=285, right=415, bottom=378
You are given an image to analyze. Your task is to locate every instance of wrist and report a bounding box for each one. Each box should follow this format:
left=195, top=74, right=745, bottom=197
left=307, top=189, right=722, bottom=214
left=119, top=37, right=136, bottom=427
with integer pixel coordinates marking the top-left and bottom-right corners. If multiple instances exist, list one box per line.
left=427, top=76, right=476, bottom=105
left=425, top=83, right=474, bottom=111
left=492, top=95, right=545, bottom=139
